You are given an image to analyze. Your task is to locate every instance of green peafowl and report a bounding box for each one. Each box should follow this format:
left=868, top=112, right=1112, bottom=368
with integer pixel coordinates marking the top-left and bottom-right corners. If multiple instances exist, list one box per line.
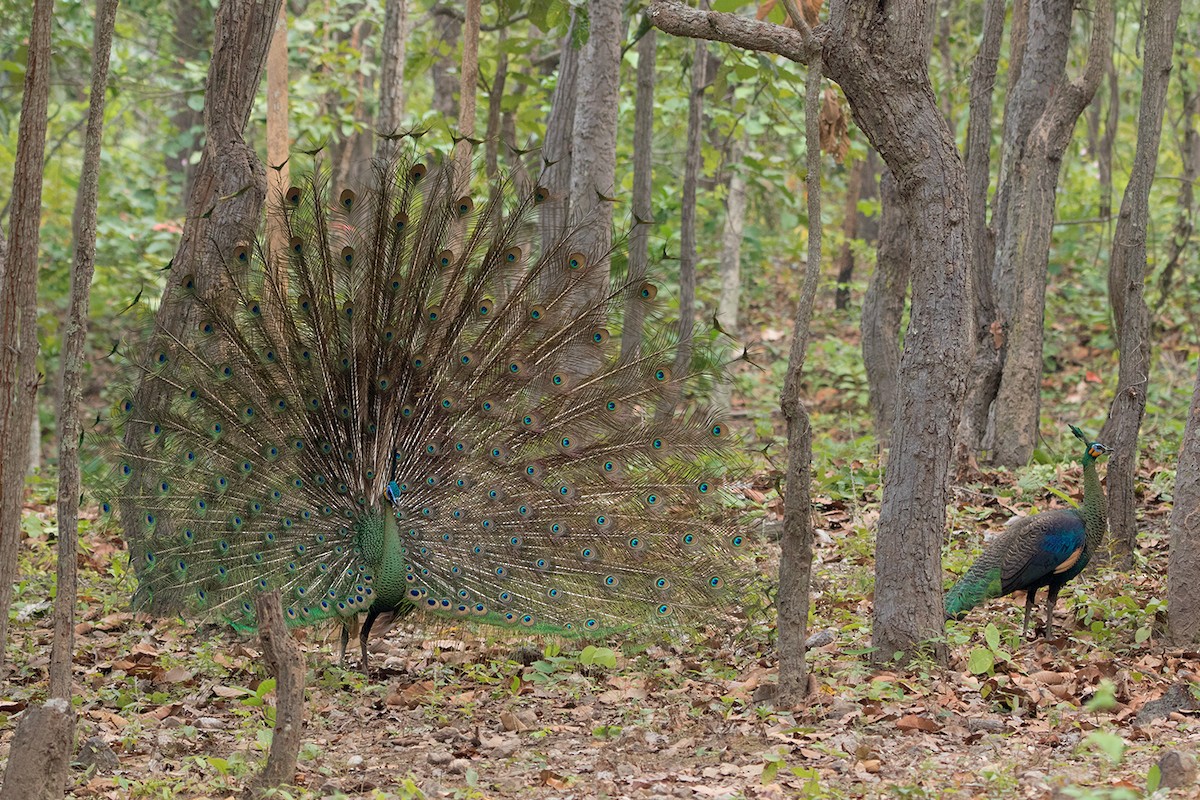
left=102, top=154, right=751, bottom=672
left=944, top=425, right=1111, bottom=639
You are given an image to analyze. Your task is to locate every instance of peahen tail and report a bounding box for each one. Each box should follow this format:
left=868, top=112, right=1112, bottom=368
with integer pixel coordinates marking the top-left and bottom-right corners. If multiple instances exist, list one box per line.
left=101, top=153, right=752, bottom=637
left=944, top=548, right=1005, bottom=620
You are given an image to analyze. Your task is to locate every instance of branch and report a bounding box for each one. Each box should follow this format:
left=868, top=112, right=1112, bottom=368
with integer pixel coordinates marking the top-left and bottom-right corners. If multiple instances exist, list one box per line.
left=647, top=0, right=810, bottom=64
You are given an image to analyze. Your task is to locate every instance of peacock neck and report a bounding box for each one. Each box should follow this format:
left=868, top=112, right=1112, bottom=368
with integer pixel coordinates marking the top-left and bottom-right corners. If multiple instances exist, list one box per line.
left=1081, top=455, right=1108, bottom=550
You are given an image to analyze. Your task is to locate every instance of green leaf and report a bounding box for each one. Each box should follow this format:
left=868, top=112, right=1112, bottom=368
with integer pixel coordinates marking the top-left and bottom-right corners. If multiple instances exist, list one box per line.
left=967, top=648, right=994, bottom=675
left=1085, top=730, right=1125, bottom=764
left=1135, top=625, right=1151, bottom=643
left=984, top=623, right=1001, bottom=652
left=1146, top=763, right=1161, bottom=794
left=1085, top=679, right=1117, bottom=712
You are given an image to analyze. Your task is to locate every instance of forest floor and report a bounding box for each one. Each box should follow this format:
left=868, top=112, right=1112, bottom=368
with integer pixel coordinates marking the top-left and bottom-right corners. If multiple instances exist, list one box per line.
left=1, top=444, right=1198, bottom=800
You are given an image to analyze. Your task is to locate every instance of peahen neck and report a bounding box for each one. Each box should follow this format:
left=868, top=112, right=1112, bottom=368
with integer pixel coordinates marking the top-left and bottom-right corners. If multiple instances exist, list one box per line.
left=1080, top=452, right=1108, bottom=551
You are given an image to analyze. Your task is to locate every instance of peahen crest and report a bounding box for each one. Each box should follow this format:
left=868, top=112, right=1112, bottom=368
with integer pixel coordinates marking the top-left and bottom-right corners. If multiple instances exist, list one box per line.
left=100, top=154, right=752, bottom=644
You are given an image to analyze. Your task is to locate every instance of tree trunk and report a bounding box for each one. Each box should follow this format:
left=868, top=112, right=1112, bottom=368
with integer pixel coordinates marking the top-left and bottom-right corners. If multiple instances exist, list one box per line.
left=833, top=156, right=864, bottom=310
left=621, top=25, right=658, bottom=361
left=860, top=168, right=910, bottom=445
left=121, top=0, right=283, bottom=548
left=484, top=29, right=508, bottom=182
left=967, top=0, right=1067, bottom=457
left=712, top=128, right=750, bottom=412
left=0, top=699, right=73, bottom=800
left=0, top=0, right=54, bottom=670
left=377, top=0, right=409, bottom=158
left=1155, top=75, right=1199, bottom=309
left=937, top=0, right=954, bottom=132
left=251, top=592, right=306, bottom=791
left=990, top=2, right=1113, bottom=467
left=452, top=0, right=480, bottom=191
left=777, top=30, right=823, bottom=705
left=649, top=0, right=973, bottom=668
left=1168, top=357, right=1200, bottom=644
left=568, top=0, right=623, bottom=290
left=430, top=6, right=461, bottom=119
left=167, top=0, right=212, bottom=200
left=265, top=2, right=289, bottom=258
left=538, top=12, right=581, bottom=253
left=1098, top=0, right=1181, bottom=566
left=49, top=0, right=118, bottom=706
left=664, top=40, right=707, bottom=415
left=954, top=0, right=1005, bottom=473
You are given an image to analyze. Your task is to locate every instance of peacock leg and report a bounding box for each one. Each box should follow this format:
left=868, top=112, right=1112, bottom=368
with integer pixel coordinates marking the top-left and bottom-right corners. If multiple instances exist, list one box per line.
left=359, top=606, right=381, bottom=675
left=1043, top=585, right=1061, bottom=639
left=1021, top=589, right=1038, bottom=639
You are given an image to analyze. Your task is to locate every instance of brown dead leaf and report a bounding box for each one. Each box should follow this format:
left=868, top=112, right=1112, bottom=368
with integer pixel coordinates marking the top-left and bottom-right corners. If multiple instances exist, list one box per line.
left=896, top=714, right=941, bottom=733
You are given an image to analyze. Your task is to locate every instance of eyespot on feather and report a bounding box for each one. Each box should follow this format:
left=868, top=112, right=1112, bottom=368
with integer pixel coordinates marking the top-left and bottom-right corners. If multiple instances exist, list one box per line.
left=233, top=243, right=249, bottom=263
left=437, top=249, right=454, bottom=268
left=340, top=246, right=354, bottom=265
left=409, top=162, right=427, bottom=182
left=638, top=281, right=658, bottom=300
left=339, top=189, right=356, bottom=210
left=285, top=186, right=301, bottom=205
left=566, top=252, right=587, bottom=270
left=455, top=196, right=474, bottom=216
left=533, top=186, right=549, bottom=204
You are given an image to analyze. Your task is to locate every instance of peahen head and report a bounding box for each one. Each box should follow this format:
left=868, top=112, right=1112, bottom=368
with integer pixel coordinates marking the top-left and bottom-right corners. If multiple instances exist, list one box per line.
left=1069, top=424, right=1111, bottom=464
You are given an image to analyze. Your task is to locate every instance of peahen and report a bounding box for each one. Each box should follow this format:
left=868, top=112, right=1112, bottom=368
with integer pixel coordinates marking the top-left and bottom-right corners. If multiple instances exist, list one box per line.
left=944, top=425, right=1111, bottom=639
left=102, top=154, right=751, bottom=671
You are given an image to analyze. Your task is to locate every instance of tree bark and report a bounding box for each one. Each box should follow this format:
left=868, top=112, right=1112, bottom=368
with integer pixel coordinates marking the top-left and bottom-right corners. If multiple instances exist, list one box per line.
left=954, top=0, right=1005, bottom=473
left=1098, top=0, right=1182, bottom=565
left=860, top=168, right=910, bottom=445
left=265, top=2, right=289, bottom=259
left=430, top=6, right=461, bottom=119
left=538, top=12, right=581, bottom=253
left=833, top=156, right=864, bottom=310
left=121, top=0, right=283, bottom=543
left=777, top=24, right=822, bottom=705
left=664, top=40, right=707, bottom=415
left=1168, top=357, right=1200, bottom=644
left=452, top=0, right=481, bottom=192
left=650, top=0, right=974, bottom=666
left=377, top=0, right=409, bottom=156
left=167, top=0, right=212, bottom=200
left=0, top=0, right=54, bottom=670
left=569, top=0, right=623, bottom=290
left=621, top=25, right=658, bottom=362
left=484, top=29, right=508, bottom=182
left=989, top=0, right=1114, bottom=467
left=252, top=592, right=306, bottom=791
left=1155, top=73, right=1199, bottom=309
left=50, top=0, right=118, bottom=706
left=0, top=699, right=73, bottom=800
left=712, top=128, right=750, bottom=412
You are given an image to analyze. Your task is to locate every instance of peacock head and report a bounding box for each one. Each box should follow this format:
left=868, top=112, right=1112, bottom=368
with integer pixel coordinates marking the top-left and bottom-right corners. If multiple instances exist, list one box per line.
left=1069, top=424, right=1111, bottom=463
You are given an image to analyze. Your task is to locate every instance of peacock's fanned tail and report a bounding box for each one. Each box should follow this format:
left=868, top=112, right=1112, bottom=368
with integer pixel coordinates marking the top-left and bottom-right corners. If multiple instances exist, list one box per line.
left=102, top=155, right=751, bottom=636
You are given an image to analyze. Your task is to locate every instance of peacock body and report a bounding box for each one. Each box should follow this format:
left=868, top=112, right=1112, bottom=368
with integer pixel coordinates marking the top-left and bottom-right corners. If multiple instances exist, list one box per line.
left=944, top=425, right=1111, bottom=638
left=102, top=155, right=750, bottom=669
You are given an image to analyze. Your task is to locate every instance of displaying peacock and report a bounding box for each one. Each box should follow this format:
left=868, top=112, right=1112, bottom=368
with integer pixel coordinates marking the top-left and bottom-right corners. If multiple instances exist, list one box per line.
left=944, top=425, right=1111, bottom=639
left=102, top=153, right=751, bottom=672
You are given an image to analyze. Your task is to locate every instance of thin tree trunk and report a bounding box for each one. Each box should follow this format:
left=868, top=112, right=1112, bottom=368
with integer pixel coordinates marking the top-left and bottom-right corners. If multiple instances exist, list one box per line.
left=1168, top=357, right=1200, bottom=644
left=50, top=0, right=118, bottom=704
left=252, top=592, right=305, bottom=790
left=621, top=25, right=658, bottom=361
left=712, top=128, right=749, bottom=412
left=860, top=168, right=910, bottom=445
left=568, top=0, right=623, bottom=291
left=777, top=26, right=822, bottom=705
left=266, top=2, right=289, bottom=258
left=485, top=29, right=508, bottom=182
left=0, top=0, right=54, bottom=670
left=665, top=40, right=707, bottom=415
left=938, top=0, right=954, bottom=132
left=168, top=0, right=212, bottom=200
left=954, top=0, right=1005, bottom=472
left=1156, top=79, right=1199, bottom=309
left=538, top=12, right=581, bottom=253
left=453, top=0, right=480, bottom=192
left=430, top=6, right=461, bottom=119
left=833, top=156, right=864, bottom=310
left=377, top=0, right=409, bottom=157
left=1099, top=0, right=1181, bottom=565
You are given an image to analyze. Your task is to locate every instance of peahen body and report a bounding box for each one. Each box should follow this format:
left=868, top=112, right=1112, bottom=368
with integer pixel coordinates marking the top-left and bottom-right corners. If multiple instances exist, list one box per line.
left=944, top=425, right=1111, bottom=638
left=103, top=154, right=750, bottom=671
